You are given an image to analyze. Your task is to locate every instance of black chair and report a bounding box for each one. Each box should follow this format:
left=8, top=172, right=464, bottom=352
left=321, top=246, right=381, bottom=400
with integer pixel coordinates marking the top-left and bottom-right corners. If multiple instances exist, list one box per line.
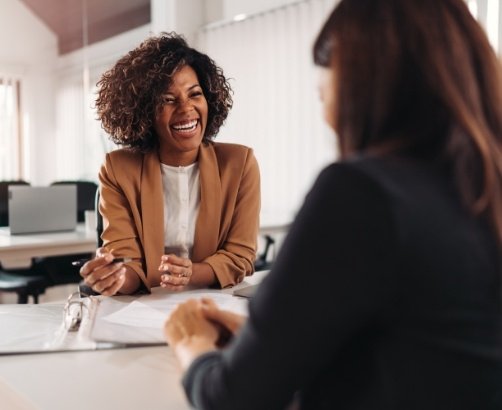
left=0, top=180, right=50, bottom=303
left=254, top=234, right=276, bottom=271
left=95, top=188, right=103, bottom=247
left=0, top=180, right=29, bottom=226
left=78, top=188, right=102, bottom=296
left=50, top=180, right=98, bottom=222
left=0, top=270, right=50, bottom=304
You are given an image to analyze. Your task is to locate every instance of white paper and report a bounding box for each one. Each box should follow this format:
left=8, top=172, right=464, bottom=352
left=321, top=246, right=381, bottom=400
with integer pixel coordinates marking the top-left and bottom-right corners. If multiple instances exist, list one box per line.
left=94, top=290, right=249, bottom=344
left=102, top=300, right=167, bottom=329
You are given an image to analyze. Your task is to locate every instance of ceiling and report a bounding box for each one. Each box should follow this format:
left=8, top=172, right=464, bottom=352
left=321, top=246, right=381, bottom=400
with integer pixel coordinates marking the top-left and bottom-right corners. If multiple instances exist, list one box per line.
left=19, top=0, right=151, bottom=55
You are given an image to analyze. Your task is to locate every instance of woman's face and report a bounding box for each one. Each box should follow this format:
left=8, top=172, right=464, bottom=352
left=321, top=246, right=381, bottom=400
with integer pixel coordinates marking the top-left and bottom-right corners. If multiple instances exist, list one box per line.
left=155, top=65, right=209, bottom=166
left=317, top=66, right=337, bottom=131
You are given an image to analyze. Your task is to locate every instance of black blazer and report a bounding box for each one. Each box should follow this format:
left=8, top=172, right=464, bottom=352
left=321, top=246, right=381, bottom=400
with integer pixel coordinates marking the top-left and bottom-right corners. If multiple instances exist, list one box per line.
left=183, top=156, right=502, bottom=410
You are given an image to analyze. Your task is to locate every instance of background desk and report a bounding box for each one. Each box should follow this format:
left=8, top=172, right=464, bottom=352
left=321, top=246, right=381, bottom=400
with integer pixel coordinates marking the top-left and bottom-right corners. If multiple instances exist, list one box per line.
left=0, top=271, right=267, bottom=410
left=0, top=219, right=286, bottom=271
left=0, top=224, right=96, bottom=269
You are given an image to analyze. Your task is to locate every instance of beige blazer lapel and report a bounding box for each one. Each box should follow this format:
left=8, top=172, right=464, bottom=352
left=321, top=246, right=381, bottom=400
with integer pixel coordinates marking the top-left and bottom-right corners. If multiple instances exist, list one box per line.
left=192, top=143, right=222, bottom=262
left=140, top=151, right=164, bottom=285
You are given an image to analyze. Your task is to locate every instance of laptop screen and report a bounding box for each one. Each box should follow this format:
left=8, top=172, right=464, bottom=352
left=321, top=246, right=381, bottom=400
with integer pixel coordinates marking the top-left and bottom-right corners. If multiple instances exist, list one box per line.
left=8, top=185, right=77, bottom=234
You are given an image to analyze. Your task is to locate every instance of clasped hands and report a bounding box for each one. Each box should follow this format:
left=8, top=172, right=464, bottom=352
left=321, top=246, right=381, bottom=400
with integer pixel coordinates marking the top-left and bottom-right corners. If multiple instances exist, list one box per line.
left=164, top=297, right=246, bottom=370
left=159, top=254, right=193, bottom=291
left=79, top=248, right=194, bottom=295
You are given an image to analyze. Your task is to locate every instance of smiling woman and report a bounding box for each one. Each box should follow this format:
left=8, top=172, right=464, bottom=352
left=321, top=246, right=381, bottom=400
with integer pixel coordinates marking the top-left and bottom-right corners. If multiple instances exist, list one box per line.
left=154, top=65, right=209, bottom=166
left=79, top=32, right=261, bottom=296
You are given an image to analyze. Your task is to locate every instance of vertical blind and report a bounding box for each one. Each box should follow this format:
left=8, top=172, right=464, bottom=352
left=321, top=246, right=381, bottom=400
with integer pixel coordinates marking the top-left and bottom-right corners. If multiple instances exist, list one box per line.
left=197, top=0, right=339, bottom=222
left=48, top=0, right=498, bottom=206
left=55, top=72, right=114, bottom=182
left=0, top=74, right=22, bottom=180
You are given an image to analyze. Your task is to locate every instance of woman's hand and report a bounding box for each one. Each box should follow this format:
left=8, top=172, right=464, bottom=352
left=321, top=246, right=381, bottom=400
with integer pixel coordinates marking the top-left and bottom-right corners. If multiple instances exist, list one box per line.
left=159, top=254, right=193, bottom=291
left=164, top=299, right=219, bottom=370
left=200, top=297, right=247, bottom=337
left=79, top=248, right=126, bottom=296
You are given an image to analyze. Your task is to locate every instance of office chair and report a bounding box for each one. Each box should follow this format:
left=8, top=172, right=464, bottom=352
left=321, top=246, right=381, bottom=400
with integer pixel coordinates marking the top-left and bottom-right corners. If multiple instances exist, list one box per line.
left=0, top=270, right=50, bottom=304
left=0, top=180, right=51, bottom=303
left=254, top=234, right=276, bottom=271
left=78, top=188, right=102, bottom=296
left=95, top=188, right=103, bottom=247
left=0, top=180, right=30, bottom=226
left=38, top=181, right=99, bottom=286
left=50, top=180, right=98, bottom=222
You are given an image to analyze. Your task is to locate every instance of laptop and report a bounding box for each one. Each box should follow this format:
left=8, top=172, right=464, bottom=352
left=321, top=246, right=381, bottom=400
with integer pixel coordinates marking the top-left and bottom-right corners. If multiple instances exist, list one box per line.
left=7, top=185, right=77, bottom=234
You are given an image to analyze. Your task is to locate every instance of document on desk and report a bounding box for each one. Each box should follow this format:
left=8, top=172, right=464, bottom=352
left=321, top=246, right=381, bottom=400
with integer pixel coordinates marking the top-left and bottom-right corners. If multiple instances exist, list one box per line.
left=90, top=288, right=249, bottom=345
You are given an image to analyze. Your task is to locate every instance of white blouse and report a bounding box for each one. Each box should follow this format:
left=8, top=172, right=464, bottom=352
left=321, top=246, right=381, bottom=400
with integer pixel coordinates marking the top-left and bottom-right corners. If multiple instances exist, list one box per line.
left=161, top=162, right=201, bottom=259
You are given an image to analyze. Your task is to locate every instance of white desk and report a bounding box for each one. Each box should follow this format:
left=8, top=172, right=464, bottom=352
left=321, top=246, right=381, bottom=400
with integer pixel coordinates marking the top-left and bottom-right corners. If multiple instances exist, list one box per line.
left=0, top=272, right=267, bottom=410
left=0, top=224, right=96, bottom=269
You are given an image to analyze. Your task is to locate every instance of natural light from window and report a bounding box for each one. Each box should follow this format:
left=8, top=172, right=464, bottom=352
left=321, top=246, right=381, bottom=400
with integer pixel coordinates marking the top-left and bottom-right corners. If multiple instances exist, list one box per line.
left=0, top=77, right=20, bottom=180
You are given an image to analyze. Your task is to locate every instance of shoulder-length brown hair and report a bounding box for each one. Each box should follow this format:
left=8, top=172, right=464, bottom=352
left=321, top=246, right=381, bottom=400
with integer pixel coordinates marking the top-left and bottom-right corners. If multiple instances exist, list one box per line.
left=314, top=0, right=502, bottom=246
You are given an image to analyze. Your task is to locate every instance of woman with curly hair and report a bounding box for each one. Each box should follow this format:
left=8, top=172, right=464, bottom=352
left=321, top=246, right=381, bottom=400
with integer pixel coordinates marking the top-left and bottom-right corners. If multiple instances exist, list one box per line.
left=79, top=32, right=260, bottom=296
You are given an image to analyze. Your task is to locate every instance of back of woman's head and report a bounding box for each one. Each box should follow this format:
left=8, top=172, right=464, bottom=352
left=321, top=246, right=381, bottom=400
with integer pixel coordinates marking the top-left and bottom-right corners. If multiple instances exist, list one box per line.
left=314, top=0, right=502, bottom=246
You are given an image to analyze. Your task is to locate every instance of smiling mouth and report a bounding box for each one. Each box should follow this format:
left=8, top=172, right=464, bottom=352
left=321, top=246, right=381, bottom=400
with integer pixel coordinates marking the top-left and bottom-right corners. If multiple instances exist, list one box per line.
left=170, top=119, right=199, bottom=133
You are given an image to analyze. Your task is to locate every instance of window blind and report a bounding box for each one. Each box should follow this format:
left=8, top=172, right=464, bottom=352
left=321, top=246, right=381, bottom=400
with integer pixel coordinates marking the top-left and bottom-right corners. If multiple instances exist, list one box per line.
left=0, top=74, right=22, bottom=180
left=197, top=0, right=339, bottom=222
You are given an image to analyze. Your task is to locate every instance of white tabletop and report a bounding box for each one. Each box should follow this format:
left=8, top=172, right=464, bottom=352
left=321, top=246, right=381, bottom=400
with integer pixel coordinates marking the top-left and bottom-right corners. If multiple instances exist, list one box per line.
left=0, top=271, right=269, bottom=410
left=0, top=346, right=190, bottom=410
left=0, top=224, right=96, bottom=269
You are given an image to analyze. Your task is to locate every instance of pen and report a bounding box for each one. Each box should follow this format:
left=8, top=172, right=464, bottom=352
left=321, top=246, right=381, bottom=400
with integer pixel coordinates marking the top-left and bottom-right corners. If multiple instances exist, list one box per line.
left=71, top=257, right=132, bottom=267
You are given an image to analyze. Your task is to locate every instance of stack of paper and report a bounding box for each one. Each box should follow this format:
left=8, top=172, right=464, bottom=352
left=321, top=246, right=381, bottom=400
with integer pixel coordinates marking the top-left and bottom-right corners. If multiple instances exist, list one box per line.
left=90, top=288, right=249, bottom=345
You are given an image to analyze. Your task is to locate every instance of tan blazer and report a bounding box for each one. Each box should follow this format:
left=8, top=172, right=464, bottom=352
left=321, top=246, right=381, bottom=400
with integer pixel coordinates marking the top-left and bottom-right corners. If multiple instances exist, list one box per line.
left=98, top=142, right=260, bottom=290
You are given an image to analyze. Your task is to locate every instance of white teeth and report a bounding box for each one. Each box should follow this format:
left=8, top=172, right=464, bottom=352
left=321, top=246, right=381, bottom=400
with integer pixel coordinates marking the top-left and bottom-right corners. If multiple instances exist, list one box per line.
left=172, top=119, right=198, bottom=131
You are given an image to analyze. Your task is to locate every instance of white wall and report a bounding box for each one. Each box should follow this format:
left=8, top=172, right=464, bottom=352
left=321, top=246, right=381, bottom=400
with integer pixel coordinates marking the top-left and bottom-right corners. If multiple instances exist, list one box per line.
left=222, top=0, right=301, bottom=20
left=150, top=0, right=205, bottom=44
left=204, top=0, right=224, bottom=24
left=0, top=0, right=58, bottom=185
left=0, top=0, right=56, bottom=64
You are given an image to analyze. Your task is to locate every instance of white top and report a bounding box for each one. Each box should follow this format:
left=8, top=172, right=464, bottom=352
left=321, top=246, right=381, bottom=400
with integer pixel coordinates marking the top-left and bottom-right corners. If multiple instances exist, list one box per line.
left=161, top=162, right=201, bottom=259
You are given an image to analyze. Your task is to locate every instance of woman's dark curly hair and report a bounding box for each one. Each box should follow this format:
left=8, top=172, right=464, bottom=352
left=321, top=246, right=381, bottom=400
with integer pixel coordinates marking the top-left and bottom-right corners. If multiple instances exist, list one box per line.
left=95, top=32, right=233, bottom=152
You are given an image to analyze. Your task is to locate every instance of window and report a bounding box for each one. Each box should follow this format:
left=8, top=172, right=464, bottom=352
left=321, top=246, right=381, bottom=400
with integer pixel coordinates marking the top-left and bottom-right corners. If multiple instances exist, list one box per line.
left=468, top=0, right=501, bottom=53
left=55, top=74, right=116, bottom=182
left=0, top=75, right=22, bottom=180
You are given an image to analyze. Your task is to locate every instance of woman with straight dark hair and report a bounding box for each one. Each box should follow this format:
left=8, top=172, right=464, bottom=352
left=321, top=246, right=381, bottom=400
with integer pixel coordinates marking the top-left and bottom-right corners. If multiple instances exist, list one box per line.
left=164, top=1, right=502, bottom=408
